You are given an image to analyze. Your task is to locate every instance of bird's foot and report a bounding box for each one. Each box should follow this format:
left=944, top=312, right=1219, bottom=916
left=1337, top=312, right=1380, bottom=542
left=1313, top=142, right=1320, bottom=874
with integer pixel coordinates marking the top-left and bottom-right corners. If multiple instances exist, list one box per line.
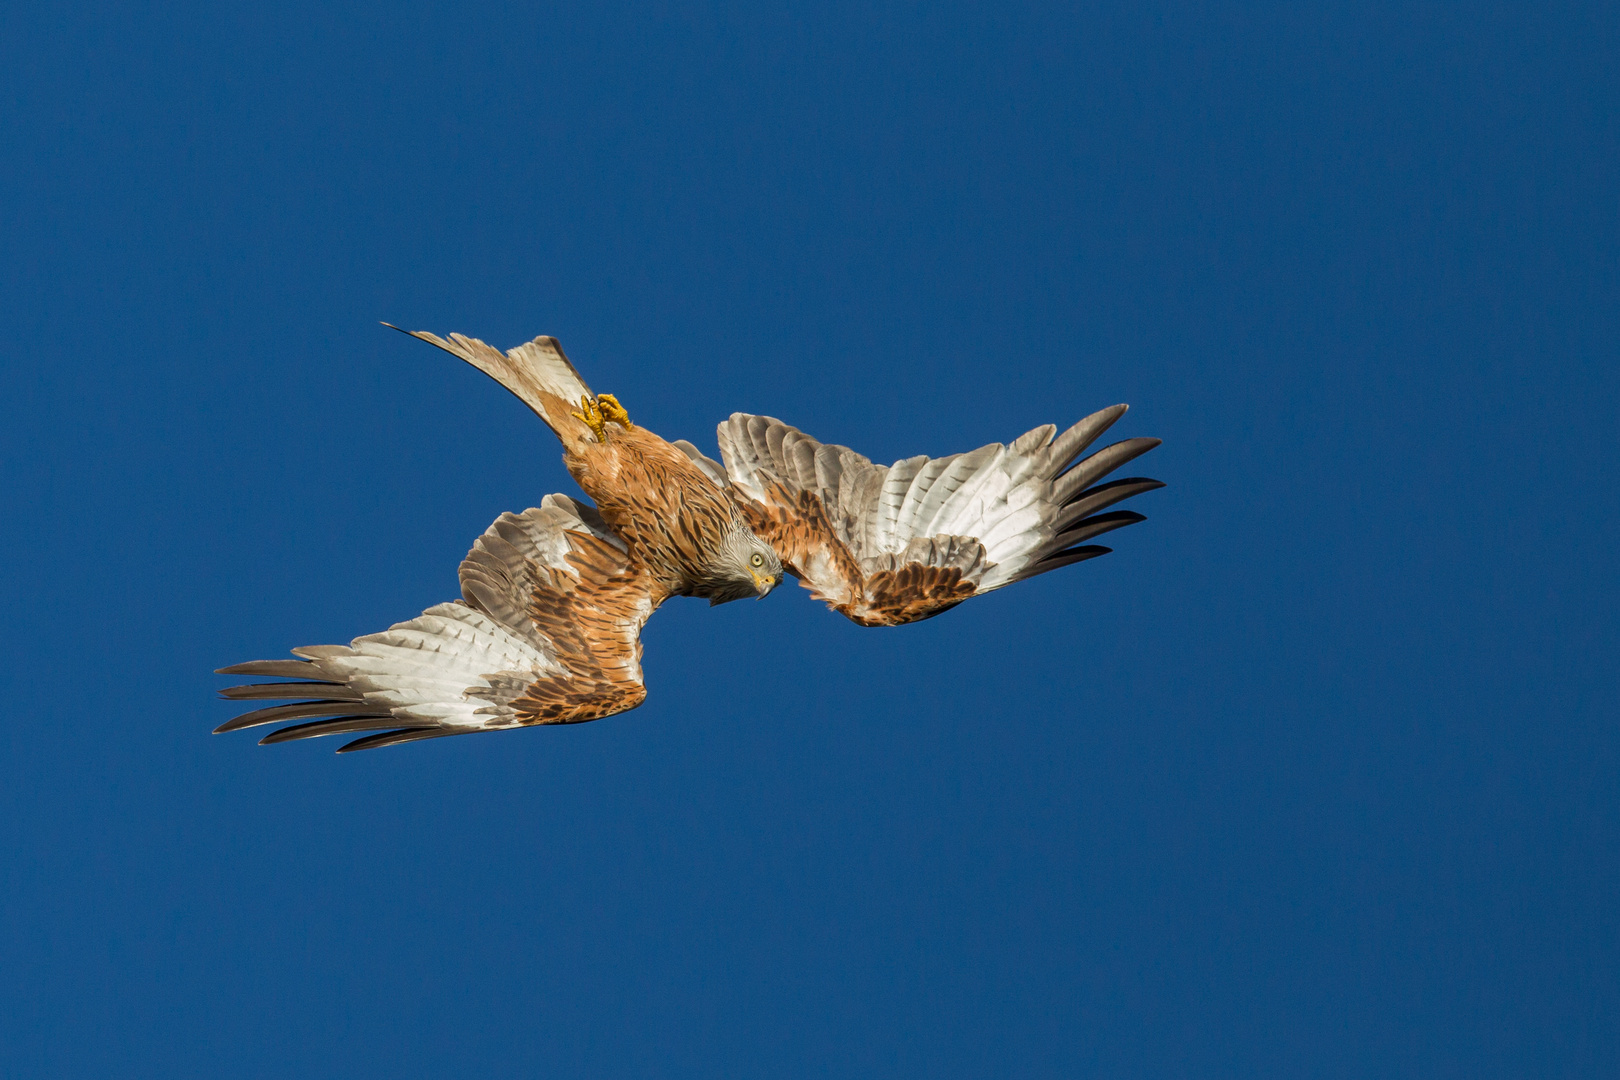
left=597, top=393, right=633, bottom=431
left=570, top=396, right=609, bottom=442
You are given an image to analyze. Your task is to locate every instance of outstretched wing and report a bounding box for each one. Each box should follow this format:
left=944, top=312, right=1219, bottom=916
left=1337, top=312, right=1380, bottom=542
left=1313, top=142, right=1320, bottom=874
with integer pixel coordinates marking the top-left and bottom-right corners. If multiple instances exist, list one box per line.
left=215, top=494, right=662, bottom=752
left=711, top=408, right=1162, bottom=626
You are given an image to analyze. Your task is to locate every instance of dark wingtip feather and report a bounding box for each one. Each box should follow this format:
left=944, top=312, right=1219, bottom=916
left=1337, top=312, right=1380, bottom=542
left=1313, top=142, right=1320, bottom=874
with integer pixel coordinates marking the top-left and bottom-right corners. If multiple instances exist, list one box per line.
left=219, top=681, right=360, bottom=701
left=213, top=700, right=389, bottom=734
left=1104, top=477, right=1166, bottom=497
left=1050, top=510, right=1148, bottom=549
left=335, top=728, right=457, bottom=753
left=258, top=717, right=409, bottom=745
left=1033, top=544, right=1113, bottom=572
left=1050, top=476, right=1166, bottom=532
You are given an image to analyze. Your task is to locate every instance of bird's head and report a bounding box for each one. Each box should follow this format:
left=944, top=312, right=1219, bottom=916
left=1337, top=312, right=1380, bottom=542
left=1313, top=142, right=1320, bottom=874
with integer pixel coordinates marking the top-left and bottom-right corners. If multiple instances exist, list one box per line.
left=705, top=527, right=785, bottom=605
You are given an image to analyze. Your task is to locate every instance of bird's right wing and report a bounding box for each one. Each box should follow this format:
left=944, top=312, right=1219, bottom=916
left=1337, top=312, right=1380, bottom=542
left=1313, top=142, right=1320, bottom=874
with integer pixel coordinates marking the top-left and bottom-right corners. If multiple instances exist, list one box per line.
left=215, top=494, right=663, bottom=752
left=715, top=408, right=1162, bottom=626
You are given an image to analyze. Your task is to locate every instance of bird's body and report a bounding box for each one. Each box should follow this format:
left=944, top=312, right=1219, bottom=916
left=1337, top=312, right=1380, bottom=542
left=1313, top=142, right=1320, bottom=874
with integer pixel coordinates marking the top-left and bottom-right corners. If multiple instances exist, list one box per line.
left=565, top=421, right=780, bottom=605
left=217, top=330, right=1163, bottom=751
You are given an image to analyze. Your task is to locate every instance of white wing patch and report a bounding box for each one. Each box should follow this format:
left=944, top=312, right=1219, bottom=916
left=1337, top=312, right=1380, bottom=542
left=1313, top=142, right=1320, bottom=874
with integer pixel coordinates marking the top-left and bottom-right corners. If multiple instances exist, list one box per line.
left=217, top=494, right=654, bottom=751
left=717, top=407, right=1162, bottom=599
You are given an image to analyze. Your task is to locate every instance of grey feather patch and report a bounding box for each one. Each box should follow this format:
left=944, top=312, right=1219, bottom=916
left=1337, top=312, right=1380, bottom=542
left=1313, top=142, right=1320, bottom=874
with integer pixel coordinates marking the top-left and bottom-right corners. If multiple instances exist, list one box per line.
left=765, top=419, right=792, bottom=472
left=549, top=494, right=613, bottom=537
left=858, top=535, right=988, bottom=576
left=482, top=501, right=621, bottom=571
left=785, top=433, right=820, bottom=489
left=893, top=455, right=954, bottom=540
left=671, top=440, right=728, bottom=487
left=458, top=536, right=545, bottom=649
left=813, top=443, right=847, bottom=495
left=464, top=672, right=539, bottom=711
left=459, top=576, right=537, bottom=647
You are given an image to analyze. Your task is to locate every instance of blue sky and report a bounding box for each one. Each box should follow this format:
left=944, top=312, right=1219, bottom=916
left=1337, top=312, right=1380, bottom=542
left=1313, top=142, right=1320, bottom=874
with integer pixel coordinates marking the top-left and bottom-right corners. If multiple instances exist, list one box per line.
left=1, top=1, right=1615, bottom=1076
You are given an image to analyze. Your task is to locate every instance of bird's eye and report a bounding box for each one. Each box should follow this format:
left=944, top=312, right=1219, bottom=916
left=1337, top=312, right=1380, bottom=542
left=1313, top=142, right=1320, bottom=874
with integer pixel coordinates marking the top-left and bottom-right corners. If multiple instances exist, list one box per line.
left=750, top=553, right=764, bottom=567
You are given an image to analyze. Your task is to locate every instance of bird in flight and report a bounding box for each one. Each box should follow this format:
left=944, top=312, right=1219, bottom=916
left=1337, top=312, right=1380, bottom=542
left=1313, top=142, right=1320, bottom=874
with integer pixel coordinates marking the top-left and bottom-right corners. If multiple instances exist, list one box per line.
left=216, top=330, right=1164, bottom=751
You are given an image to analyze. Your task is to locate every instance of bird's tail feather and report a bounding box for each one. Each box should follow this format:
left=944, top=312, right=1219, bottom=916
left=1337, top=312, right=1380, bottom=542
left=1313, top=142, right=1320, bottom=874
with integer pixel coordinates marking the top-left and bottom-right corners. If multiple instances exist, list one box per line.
left=389, top=326, right=597, bottom=449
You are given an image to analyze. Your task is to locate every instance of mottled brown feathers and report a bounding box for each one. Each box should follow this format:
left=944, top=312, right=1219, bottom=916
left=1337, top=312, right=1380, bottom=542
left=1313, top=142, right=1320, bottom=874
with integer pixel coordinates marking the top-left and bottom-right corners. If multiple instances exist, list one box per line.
left=567, top=425, right=750, bottom=600
left=506, top=531, right=654, bottom=724
left=740, top=483, right=865, bottom=602
left=740, top=481, right=979, bottom=626
left=854, top=563, right=977, bottom=626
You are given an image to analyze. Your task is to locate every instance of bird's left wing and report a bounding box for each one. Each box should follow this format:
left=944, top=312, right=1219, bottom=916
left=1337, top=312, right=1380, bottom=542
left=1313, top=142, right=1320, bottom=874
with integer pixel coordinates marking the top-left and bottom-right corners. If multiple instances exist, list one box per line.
left=710, top=408, right=1162, bottom=626
left=215, top=495, right=662, bottom=751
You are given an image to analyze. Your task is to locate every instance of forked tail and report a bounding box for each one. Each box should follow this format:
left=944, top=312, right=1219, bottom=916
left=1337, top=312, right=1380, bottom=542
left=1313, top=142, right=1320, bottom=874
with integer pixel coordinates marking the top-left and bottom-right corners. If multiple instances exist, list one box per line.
left=388, top=325, right=598, bottom=449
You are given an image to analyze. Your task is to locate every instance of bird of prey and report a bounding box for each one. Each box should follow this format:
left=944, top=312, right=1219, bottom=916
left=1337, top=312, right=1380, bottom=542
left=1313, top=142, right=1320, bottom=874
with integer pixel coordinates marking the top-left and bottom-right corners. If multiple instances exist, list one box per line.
left=216, top=330, right=1164, bottom=751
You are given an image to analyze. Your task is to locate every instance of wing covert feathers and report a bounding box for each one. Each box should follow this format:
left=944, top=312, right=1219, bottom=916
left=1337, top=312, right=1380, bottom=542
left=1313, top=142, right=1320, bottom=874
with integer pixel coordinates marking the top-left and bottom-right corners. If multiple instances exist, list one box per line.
left=217, top=495, right=658, bottom=751
left=718, top=406, right=1162, bottom=626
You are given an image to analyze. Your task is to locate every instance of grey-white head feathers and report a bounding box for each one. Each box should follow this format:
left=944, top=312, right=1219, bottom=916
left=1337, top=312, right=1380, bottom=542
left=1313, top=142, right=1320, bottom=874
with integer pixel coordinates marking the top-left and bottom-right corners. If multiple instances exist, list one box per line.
left=700, top=525, right=784, bottom=605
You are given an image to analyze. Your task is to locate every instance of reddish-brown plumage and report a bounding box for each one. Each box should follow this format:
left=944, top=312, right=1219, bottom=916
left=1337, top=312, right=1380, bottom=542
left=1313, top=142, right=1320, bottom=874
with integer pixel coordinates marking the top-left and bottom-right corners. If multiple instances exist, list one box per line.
left=563, top=420, right=751, bottom=601
left=493, top=405, right=764, bottom=723
left=738, top=483, right=864, bottom=598
left=740, top=480, right=979, bottom=626
left=856, top=564, right=976, bottom=626
left=508, top=530, right=653, bottom=724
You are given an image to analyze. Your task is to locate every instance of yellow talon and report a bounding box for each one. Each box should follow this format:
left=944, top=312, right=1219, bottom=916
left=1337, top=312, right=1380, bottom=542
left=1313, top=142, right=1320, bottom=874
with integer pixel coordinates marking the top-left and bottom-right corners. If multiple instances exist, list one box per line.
left=570, top=395, right=609, bottom=442
left=597, top=393, right=633, bottom=430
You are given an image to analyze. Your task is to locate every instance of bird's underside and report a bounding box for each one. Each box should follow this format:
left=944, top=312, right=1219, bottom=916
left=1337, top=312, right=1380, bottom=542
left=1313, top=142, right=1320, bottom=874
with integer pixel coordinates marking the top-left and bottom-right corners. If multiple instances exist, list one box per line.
left=217, top=330, right=1163, bottom=751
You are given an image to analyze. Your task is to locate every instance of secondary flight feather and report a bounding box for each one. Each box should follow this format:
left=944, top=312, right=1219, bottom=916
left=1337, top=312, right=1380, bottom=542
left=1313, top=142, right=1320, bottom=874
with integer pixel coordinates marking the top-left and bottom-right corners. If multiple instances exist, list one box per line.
left=216, top=330, right=1164, bottom=751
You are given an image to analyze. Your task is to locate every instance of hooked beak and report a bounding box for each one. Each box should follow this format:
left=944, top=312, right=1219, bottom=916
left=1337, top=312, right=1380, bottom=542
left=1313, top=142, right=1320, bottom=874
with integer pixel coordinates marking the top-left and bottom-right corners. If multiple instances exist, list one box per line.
left=750, top=570, right=782, bottom=597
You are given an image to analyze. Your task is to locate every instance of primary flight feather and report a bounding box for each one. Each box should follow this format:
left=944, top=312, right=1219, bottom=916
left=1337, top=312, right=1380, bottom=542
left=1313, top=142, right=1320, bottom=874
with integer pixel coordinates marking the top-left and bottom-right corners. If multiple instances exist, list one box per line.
left=216, top=330, right=1163, bottom=751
